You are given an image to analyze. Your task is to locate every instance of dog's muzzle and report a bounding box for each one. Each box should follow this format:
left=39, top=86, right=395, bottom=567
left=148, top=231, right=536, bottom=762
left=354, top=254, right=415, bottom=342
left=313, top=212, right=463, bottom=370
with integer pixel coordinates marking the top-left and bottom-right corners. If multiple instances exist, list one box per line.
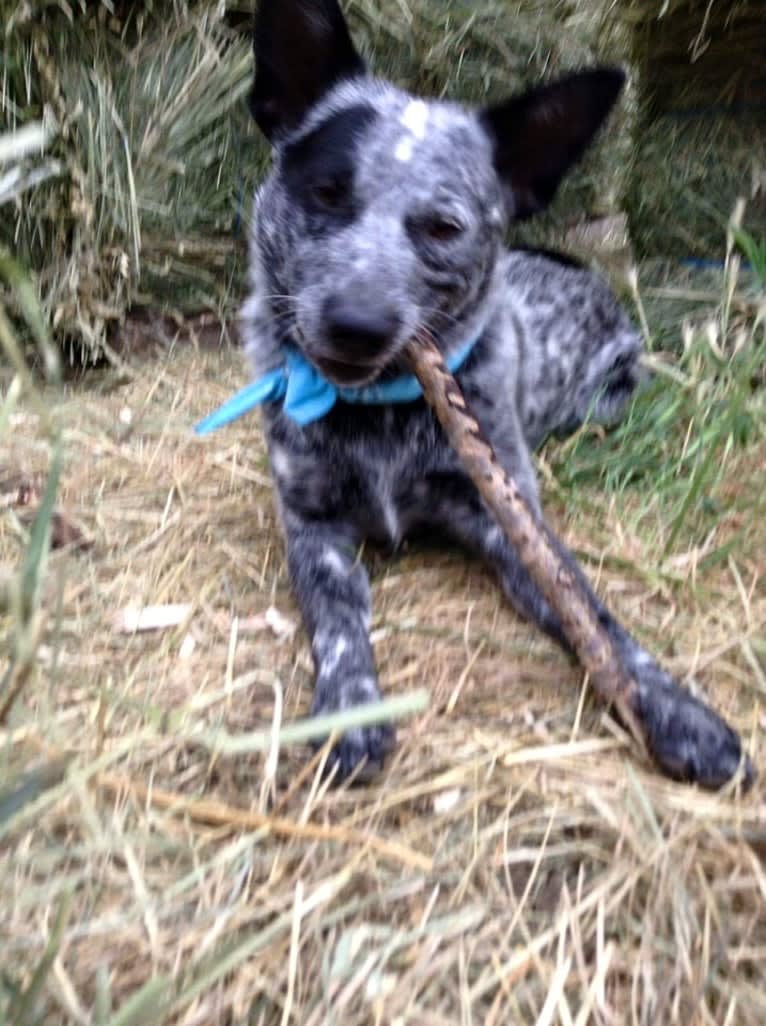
left=317, top=294, right=402, bottom=384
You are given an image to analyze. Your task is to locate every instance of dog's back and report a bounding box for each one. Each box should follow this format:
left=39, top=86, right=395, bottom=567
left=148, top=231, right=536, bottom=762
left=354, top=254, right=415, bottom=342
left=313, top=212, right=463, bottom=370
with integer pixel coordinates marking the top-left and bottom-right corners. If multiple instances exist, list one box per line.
left=501, top=250, right=641, bottom=448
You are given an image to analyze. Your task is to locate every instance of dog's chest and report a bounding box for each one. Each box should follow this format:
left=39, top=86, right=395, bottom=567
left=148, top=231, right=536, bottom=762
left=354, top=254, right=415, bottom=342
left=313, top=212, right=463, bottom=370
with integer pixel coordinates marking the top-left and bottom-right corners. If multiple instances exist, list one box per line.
left=267, top=403, right=451, bottom=546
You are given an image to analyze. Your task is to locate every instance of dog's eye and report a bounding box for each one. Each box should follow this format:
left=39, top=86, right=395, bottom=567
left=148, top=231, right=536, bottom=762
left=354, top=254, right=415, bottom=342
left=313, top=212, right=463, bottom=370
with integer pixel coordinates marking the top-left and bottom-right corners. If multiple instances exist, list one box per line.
left=310, top=177, right=350, bottom=210
left=422, top=216, right=465, bottom=243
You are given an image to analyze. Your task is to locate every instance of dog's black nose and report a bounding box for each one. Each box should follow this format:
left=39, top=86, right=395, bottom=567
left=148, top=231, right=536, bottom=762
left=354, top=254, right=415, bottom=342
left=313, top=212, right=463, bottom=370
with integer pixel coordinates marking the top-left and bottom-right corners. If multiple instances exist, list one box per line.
left=323, top=296, right=401, bottom=357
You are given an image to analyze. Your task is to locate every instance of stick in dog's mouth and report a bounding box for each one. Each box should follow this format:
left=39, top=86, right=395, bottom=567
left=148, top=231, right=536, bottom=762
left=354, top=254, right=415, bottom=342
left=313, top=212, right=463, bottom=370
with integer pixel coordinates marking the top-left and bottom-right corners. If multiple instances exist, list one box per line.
left=406, top=325, right=754, bottom=790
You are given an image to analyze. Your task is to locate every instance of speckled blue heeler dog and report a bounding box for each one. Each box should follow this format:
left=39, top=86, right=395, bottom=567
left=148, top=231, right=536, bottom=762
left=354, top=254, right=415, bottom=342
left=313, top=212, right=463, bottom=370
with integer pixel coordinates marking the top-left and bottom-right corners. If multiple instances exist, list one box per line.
left=229, top=0, right=751, bottom=786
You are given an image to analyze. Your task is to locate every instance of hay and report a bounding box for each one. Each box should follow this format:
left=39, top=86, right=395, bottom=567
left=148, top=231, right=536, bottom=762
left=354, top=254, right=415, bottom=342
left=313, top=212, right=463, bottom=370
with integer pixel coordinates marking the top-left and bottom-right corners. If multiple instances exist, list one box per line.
left=3, top=0, right=764, bottom=354
left=1, top=245, right=764, bottom=1023
left=616, top=0, right=766, bottom=110
left=608, top=0, right=766, bottom=259
left=3, top=5, right=765, bottom=1021
left=2, top=2, right=257, bottom=363
left=2, top=0, right=636, bottom=362
left=625, top=110, right=766, bottom=260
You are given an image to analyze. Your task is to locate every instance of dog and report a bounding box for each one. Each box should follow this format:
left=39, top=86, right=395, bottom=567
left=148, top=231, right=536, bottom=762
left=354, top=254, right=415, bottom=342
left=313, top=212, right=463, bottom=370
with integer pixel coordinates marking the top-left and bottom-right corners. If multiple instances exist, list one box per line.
left=214, top=0, right=748, bottom=786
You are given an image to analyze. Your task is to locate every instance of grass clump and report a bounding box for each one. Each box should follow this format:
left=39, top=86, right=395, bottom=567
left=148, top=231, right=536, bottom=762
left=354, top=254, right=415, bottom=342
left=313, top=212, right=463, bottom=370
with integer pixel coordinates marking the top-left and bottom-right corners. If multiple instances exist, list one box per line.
left=548, top=203, right=765, bottom=575
left=1, top=2, right=257, bottom=363
left=3, top=0, right=637, bottom=361
left=624, top=111, right=765, bottom=261
left=612, top=0, right=766, bottom=260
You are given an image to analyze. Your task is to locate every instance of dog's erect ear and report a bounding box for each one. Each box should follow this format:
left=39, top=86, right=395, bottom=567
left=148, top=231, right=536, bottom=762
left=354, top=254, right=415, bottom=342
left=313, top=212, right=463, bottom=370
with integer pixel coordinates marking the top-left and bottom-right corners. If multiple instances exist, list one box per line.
left=480, top=68, right=625, bottom=220
left=251, top=0, right=366, bottom=141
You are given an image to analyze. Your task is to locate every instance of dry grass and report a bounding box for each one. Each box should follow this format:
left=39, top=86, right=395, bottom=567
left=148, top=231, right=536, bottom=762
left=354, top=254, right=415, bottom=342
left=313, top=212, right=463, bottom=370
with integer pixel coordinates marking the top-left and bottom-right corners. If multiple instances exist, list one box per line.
left=615, top=0, right=766, bottom=110
left=608, top=0, right=766, bottom=260
left=2, top=0, right=635, bottom=362
left=4, top=0, right=763, bottom=358
left=2, top=1, right=765, bottom=1012
left=1, top=253, right=765, bottom=1023
left=624, top=110, right=765, bottom=261
left=1, top=3, right=255, bottom=361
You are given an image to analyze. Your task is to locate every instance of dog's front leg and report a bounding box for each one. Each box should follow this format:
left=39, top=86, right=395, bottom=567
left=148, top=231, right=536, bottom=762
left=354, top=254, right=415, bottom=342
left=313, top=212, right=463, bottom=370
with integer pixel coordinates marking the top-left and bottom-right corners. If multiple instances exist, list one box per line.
left=439, top=487, right=749, bottom=786
left=283, top=514, right=394, bottom=779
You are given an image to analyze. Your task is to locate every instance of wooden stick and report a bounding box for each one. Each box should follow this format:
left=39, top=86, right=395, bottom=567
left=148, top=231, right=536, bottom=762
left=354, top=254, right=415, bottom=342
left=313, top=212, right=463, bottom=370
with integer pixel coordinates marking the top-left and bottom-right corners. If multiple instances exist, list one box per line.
left=406, top=328, right=752, bottom=787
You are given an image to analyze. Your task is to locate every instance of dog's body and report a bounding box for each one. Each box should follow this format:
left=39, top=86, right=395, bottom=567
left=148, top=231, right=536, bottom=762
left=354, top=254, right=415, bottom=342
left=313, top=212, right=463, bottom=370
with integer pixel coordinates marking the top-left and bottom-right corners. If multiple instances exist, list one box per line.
left=237, top=0, right=747, bottom=784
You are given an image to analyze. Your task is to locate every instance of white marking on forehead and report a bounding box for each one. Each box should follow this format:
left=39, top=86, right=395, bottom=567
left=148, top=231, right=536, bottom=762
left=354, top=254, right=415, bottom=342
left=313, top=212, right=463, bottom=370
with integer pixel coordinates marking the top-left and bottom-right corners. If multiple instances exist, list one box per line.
left=394, top=135, right=414, bottom=163
left=400, top=100, right=429, bottom=139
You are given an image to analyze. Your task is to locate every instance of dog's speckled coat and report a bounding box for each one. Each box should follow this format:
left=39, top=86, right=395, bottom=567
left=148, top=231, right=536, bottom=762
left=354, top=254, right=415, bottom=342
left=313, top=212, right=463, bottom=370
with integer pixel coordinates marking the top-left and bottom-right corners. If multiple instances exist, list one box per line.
left=238, top=0, right=746, bottom=783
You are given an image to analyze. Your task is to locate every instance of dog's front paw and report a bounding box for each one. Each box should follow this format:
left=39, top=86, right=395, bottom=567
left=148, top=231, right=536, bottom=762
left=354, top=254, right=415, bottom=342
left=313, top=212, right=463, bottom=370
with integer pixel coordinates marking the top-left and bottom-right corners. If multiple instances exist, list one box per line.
left=628, top=656, right=754, bottom=790
left=311, top=677, right=396, bottom=782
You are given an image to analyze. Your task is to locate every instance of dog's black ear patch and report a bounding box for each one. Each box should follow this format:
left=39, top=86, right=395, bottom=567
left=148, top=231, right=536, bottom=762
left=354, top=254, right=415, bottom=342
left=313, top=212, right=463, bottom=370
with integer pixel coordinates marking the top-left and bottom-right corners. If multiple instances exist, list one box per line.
left=480, top=68, right=625, bottom=220
left=251, top=0, right=366, bottom=141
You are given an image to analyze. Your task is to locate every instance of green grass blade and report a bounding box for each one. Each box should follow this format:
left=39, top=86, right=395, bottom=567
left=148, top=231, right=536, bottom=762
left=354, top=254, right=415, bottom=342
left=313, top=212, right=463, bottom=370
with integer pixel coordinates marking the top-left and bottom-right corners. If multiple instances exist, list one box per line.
left=8, top=892, right=72, bottom=1026
left=662, top=415, right=726, bottom=558
left=19, top=440, right=62, bottom=622
left=0, top=374, right=22, bottom=435
left=108, top=977, right=173, bottom=1026
left=185, top=688, right=430, bottom=755
left=0, top=251, right=60, bottom=385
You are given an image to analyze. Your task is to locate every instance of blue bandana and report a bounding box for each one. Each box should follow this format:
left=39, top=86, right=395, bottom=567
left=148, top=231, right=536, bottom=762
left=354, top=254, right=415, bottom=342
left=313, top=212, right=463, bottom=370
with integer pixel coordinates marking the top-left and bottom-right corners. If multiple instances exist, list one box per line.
left=194, top=329, right=481, bottom=434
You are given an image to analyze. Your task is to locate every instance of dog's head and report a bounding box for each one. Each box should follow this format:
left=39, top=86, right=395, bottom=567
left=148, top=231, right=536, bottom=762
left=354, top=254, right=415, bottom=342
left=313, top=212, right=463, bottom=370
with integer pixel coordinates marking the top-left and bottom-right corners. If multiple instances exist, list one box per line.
left=249, top=0, right=624, bottom=386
